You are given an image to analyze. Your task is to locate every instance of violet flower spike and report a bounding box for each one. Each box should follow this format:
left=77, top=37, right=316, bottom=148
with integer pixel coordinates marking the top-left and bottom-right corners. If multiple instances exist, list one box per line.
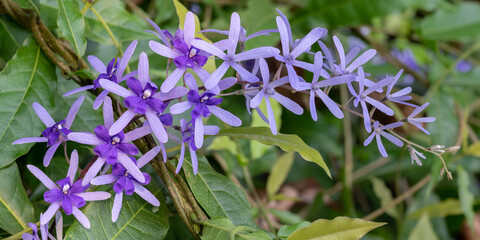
left=385, top=69, right=417, bottom=107
left=407, top=145, right=425, bottom=166
left=63, top=40, right=138, bottom=109
left=349, top=67, right=394, bottom=133
left=91, top=147, right=161, bottom=222
left=12, top=96, right=84, bottom=166
left=149, top=12, right=212, bottom=92
left=274, top=14, right=327, bottom=89
left=67, top=97, right=149, bottom=185
left=249, top=58, right=304, bottom=135
left=405, top=102, right=436, bottom=135
left=27, top=150, right=111, bottom=229
left=296, top=52, right=354, bottom=120
left=100, top=52, right=187, bottom=143
left=364, top=121, right=404, bottom=157
left=191, top=12, right=280, bottom=89
left=176, top=119, right=219, bottom=175
left=170, top=73, right=240, bottom=148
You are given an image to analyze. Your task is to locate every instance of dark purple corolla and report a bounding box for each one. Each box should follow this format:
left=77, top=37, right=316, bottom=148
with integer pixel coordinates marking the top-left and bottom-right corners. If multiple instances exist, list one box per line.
left=191, top=12, right=280, bottom=89
left=68, top=97, right=150, bottom=185
left=13, top=96, right=84, bottom=166
left=364, top=121, right=404, bottom=157
left=27, top=150, right=111, bottom=229
left=249, top=59, right=303, bottom=135
left=91, top=147, right=160, bottom=222
left=170, top=73, right=240, bottom=148
left=100, top=52, right=187, bottom=143
left=63, top=41, right=138, bottom=109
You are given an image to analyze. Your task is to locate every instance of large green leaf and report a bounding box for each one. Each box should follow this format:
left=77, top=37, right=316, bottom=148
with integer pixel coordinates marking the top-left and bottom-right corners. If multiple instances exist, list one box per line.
left=370, top=177, right=399, bottom=219
left=64, top=187, right=169, bottom=239
left=0, top=37, right=56, bottom=169
left=0, top=16, right=30, bottom=65
left=420, top=2, right=480, bottom=41
left=56, top=0, right=86, bottom=56
left=407, top=213, right=439, bottom=240
left=217, top=127, right=330, bottom=178
left=14, top=0, right=40, bottom=13
left=184, top=156, right=256, bottom=228
left=407, top=198, right=462, bottom=219
left=286, top=217, right=385, bottom=240
left=266, top=152, right=294, bottom=197
left=426, top=89, right=458, bottom=146
left=0, top=163, right=35, bottom=235
left=200, top=218, right=270, bottom=240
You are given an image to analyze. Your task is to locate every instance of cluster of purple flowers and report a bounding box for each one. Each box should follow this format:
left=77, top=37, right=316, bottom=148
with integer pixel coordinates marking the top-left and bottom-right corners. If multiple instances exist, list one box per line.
left=14, top=8, right=437, bottom=236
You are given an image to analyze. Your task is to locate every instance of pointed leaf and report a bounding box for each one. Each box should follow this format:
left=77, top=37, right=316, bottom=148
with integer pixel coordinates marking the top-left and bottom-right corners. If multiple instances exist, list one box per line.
left=57, top=0, right=86, bottom=56
left=370, top=177, right=399, bottom=219
left=200, top=218, right=270, bottom=240
left=0, top=37, right=56, bottom=169
left=266, top=152, right=294, bottom=197
left=407, top=213, right=439, bottom=240
left=217, top=127, right=330, bottom=178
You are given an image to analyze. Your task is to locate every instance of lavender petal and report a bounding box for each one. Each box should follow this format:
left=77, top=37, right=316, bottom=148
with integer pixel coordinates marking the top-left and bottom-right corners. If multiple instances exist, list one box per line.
left=91, top=174, right=116, bottom=185
left=380, top=132, right=404, bottom=147
left=108, top=110, right=135, bottom=136
left=68, top=132, right=103, bottom=145
left=265, top=97, right=277, bottom=135
left=194, top=117, right=204, bottom=149
left=63, top=85, right=93, bottom=97
left=230, top=62, right=258, bottom=83
left=82, top=157, right=106, bottom=186
left=310, top=90, right=317, bottom=121
left=99, top=79, right=132, bottom=98
left=191, top=39, right=227, bottom=59
left=27, top=165, right=58, bottom=190
left=40, top=201, right=61, bottom=225
left=345, top=49, right=377, bottom=73
left=234, top=47, right=280, bottom=62
left=184, top=12, right=195, bottom=45
left=71, top=207, right=90, bottom=229
left=87, top=55, right=106, bottom=73
left=145, top=110, right=168, bottom=143
left=116, top=40, right=137, bottom=79
left=124, top=126, right=151, bottom=143
left=208, top=106, right=242, bottom=126
left=118, top=152, right=145, bottom=183
left=271, top=93, right=303, bottom=115
left=161, top=67, right=186, bottom=92
left=12, top=137, right=47, bottom=145
left=276, top=16, right=290, bottom=56
left=65, top=96, right=84, bottom=128
left=291, top=27, right=325, bottom=58
left=76, top=192, right=111, bottom=201
left=32, top=102, right=55, bottom=127
left=138, top=52, right=150, bottom=87
left=375, top=134, right=388, bottom=157
left=333, top=36, right=346, bottom=70
left=112, top=192, right=123, bottom=222
left=103, top=97, right=114, bottom=129
left=93, top=90, right=109, bottom=110
left=137, top=146, right=161, bottom=168
left=205, top=62, right=230, bottom=89
left=66, top=150, right=78, bottom=181
left=133, top=182, right=160, bottom=206
left=43, top=141, right=61, bottom=167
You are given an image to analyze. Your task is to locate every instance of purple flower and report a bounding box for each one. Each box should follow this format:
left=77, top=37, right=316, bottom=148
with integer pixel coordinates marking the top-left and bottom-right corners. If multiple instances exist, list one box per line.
left=274, top=13, right=327, bottom=89
left=63, top=41, right=138, bottom=109
left=27, top=150, right=111, bottom=229
left=191, top=12, right=280, bottom=89
left=200, top=26, right=277, bottom=46
left=349, top=67, right=394, bottom=133
left=456, top=60, right=473, bottom=73
left=391, top=49, right=422, bottom=73
left=100, top=52, right=187, bottom=143
left=296, top=52, right=354, bottom=120
left=146, top=18, right=177, bottom=48
left=170, top=73, right=241, bottom=148
left=91, top=147, right=161, bottom=222
left=12, top=96, right=84, bottom=166
left=385, top=69, right=416, bottom=107
left=249, top=59, right=303, bottom=135
left=407, top=145, right=425, bottom=166
left=405, top=103, right=436, bottom=135
left=68, top=97, right=150, bottom=185
left=364, top=121, right=404, bottom=157
left=176, top=119, right=219, bottom=175
left=149, top=12, right=212, bottom=92
left=22, top=222, right=47, bottom=240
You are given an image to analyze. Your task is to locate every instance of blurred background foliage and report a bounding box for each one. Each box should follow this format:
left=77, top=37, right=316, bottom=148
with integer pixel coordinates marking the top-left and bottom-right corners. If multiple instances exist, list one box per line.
left=1, top=0, right=480, bottom=239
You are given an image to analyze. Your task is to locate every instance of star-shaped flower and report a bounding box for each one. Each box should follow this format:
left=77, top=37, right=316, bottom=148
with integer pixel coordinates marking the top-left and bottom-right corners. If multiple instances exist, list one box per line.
left=404, top=103, right=436, bottom=135
left=364, top=121, right=404, bottom=157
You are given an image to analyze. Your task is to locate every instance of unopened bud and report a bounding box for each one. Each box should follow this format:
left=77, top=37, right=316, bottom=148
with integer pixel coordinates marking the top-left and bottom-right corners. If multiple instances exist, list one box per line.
left=427, top=145, right=445, bottom=151
left=445, top=145, right=460, bottom=152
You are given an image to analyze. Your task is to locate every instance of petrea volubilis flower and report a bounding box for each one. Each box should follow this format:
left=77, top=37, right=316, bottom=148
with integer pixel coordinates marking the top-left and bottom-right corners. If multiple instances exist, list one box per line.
left=404, top=103, right=436, bottom=135
left=176, top=119, right=219, bottom=175
left=63, top=41, right=138, bottom=109
left=27, top=150, right=111, bottom=229
left=407, top=145, right=425, bottom=166
left=22, top=221, right=47, bottom=240
left=349, top=67, right=394, bottom=133
left=170, top=73, right=240, bottom=148
left=192, top=12, right=280, bottom=89
left=250, top=58, right=304, bottom=135
left=100, top=52, right=187, bottom=143
left=91, top=147, right=161, bottom=222
left=364, top=121, right=404, bottom=157
left=68, top=97, right=150, bottom=185
left=384, top=69, right=416, bottom=107
left=275, top=13, right=327, bottom=89
left=296, top=52, right=354, bottom=120
left=13, top=96, right=84, bottom=166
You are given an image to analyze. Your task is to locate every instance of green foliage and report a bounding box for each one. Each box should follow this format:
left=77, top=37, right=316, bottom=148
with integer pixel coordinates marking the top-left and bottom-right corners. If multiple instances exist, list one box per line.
left=370, top=177, right=400, bottom=219
left=217, top=127, right=330, bottom=178
left=457, top=166, right=475, bottom=228
left=65, top=188, right=169, bottom=239
left=200, top=218, right=271, bottom=240
left=0, top=16, right=30, bottom=65
left=0, top=37, right=55, bottom=169
left=426, top=90, right=458, bottom=146
left=266, top=152, right=294, bottom=197
left=286, top=217, right=386, bottom=240
left=56, top=0, right=86, bottom=57
left=277, top=221, right=311, bottom=238
left=408, top=213, right=439, bottom=240
left=184, top=156, right=256, bottom=227
left=0, top=163, right=35, bottom=234
left=407, top=198, right=463, bottom=219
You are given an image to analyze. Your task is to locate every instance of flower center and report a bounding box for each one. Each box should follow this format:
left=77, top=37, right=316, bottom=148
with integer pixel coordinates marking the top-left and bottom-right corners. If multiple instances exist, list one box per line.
left=111, top=136, right=121, bottom=145
left=284, top=55, right=293, bottom=63
left=360, top=93, right=367, bottom=99
left=62, top=184, right=70, bottom=194
left=200, top=95, right=210, bottom=103
left=143, top=89, right=152, bottom=99
left=374, top=128, right=381, bottom=134
left=189, top=48, right=198, bottom=58
left=265, top=87, right=274, bottom=96
left=312, top=83, right=320, bottom=91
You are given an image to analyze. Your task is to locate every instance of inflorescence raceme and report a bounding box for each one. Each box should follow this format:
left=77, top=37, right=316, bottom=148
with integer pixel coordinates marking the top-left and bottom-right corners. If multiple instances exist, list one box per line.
left=14, top=9, right=453, bottom=236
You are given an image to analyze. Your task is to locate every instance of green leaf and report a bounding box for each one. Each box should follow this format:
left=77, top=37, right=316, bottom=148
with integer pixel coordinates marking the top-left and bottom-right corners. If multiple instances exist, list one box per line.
left=64, top=188, right=169, bottom=239
left=370, top=177, right=399, bottom=219
left=217, top=127, right=330, bottom=178
left=269, top=209, right=303, bottom=225
left=407, top=198, right=462, bottom=219
left=200, top=218, right=270, bottom=240
left=407, top=213, right=439, bottom=240
left=14, top=0, right=40, bottom=13
left=427, top=89, right=458, bottom=146
left=69, top=68, right=96, bottom=80
left=457, top=166, right=475, bottom=228
left=266, top=152, right=294, bottom=197
left=184, top=156, right=256, bottom=227
left=277, top=222, right=311, bottom=238
left=0, top=163, right=35, bottom=235
left=172, top=0, right=216, bottom=74
left=208, top=136, right=239, bottom=156
left=0, top=37, right=56, bottom=169
left=56, top=0, right=86, bottom=56
left=286, top=217, right=386, bottom=240
left=420, top=2, right=480, bottom=41
left=0, top=16, right=30, bottom=64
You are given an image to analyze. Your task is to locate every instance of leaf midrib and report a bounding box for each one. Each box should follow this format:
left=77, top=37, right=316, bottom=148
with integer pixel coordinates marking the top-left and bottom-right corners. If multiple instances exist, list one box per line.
left=0, top=176, right=28, bottom=231
left=58, top=0, right=81, bottom=55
